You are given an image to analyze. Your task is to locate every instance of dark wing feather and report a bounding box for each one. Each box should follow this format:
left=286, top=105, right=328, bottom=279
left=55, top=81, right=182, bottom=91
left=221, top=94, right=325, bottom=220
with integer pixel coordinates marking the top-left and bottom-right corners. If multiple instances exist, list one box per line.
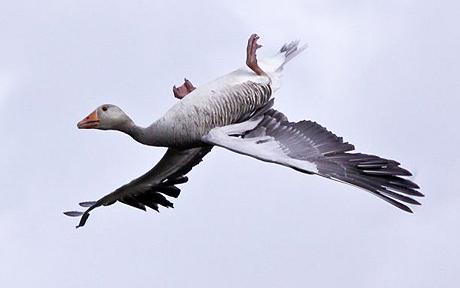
left=204, top=109, right=422, bottom=212
left=64, top=146, right=212, bottom=228
left=252, top=110, right=422, bottom=212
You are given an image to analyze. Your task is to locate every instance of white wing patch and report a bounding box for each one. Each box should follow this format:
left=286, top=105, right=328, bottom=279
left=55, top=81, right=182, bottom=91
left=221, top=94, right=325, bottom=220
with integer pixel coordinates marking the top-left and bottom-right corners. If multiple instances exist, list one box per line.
left=203, top=109, right=422, bottom=213
left=202, top=116, right=318, bottom=173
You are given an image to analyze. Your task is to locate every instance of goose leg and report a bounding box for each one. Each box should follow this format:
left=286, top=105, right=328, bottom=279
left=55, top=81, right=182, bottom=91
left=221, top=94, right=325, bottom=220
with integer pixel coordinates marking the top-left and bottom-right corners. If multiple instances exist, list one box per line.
left=173, top=78, right=196, bottom=99
left=173, top=34, right=265, bottom=99
left=246, top=34, right=266, bottom=76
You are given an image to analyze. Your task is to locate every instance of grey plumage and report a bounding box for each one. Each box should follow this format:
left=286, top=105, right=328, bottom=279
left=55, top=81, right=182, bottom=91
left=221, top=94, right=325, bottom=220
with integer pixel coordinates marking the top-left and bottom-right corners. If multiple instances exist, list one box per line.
left=152, top=81, right=273, bottom=148
left=205, top=109, right=422, bottom=212
left=66, top=36, right=421, bottom=228
left=64, top=146, right=212, bottom=228
left=254, top=110, right=422, bottom=211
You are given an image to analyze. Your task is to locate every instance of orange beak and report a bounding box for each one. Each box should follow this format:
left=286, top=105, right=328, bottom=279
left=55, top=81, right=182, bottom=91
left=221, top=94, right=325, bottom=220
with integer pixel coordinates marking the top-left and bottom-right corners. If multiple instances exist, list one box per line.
left=77, top=110, right=99, bottom=129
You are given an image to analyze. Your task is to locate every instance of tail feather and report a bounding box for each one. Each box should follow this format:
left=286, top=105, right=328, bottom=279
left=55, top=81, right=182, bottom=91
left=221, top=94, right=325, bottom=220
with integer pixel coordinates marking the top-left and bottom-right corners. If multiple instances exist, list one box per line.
left=259, top=39, right=307, bottom=92
left=279, top=41, right=308, bottom=70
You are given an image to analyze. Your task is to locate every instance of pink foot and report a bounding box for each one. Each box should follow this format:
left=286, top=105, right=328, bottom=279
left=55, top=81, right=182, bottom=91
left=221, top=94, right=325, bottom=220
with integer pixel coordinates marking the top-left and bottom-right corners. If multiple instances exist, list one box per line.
left=173, top=78, right=196, bottom=99
left=246, top=34, right=265, bottom=76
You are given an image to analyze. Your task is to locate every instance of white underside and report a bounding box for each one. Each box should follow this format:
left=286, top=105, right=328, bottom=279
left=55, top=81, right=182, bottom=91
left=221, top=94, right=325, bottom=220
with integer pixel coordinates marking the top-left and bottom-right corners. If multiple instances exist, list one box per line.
left=202, top=120, right=318, bottom=174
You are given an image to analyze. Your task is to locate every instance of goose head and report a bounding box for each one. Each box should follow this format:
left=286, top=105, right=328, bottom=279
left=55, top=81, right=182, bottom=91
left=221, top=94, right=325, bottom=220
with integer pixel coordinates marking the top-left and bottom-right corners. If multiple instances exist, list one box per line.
left=77, top=104, right=133, bottom=131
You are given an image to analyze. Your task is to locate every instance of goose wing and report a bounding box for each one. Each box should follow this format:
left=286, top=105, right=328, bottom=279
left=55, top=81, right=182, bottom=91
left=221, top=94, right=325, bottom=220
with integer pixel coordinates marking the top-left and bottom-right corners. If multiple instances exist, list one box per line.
left=64, top=146, right=212, bottom=228
left=202, top=109, right=422, bottom=212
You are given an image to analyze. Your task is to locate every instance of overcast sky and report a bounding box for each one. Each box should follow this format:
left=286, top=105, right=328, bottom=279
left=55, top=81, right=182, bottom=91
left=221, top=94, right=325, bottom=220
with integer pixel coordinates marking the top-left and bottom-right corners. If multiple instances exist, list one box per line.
left=1, top=1, right=459, bottom=287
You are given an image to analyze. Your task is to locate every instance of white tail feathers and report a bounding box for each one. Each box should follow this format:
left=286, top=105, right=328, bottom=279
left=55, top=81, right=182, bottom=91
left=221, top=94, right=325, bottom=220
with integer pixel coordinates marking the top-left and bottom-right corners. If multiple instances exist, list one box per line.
left=279, top=41, right=308, bottom=70
left=259, top=39, right=307, bottom=92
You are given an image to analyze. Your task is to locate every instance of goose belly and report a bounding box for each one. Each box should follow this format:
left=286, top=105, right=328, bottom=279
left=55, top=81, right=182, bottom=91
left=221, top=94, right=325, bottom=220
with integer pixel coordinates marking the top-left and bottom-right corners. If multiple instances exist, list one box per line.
left=157, top=81, right=272, bottom=147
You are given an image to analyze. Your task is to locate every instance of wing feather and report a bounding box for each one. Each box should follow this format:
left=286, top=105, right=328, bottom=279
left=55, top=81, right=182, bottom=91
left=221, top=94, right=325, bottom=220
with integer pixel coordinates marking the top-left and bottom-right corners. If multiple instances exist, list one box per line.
left=203, top=109, right=422, bottom=212
left=64, top=146, right=212, bottom=228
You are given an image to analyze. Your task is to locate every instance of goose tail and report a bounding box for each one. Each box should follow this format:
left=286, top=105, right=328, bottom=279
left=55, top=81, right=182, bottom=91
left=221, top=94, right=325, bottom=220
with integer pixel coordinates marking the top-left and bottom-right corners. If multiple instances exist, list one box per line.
left=259, top=40, right=307, bottom=92
left=278, top=41, right=308, bottom=70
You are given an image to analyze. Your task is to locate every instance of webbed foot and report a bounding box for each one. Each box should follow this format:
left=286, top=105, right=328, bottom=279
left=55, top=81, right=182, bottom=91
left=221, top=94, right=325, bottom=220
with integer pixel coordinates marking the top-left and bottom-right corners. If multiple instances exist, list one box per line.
left=246, top=34, right=266, bottom=76
left=173, top=78, right=196, bottom=99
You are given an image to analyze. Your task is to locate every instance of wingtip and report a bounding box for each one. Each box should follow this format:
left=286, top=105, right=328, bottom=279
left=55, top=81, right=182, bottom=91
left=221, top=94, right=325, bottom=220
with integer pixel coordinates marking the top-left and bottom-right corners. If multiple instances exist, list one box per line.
left=63, top=211, right=83, bottom=217
left=401, top=205, right=414, bottom=213
left=79, top=201, right=97, bottom=208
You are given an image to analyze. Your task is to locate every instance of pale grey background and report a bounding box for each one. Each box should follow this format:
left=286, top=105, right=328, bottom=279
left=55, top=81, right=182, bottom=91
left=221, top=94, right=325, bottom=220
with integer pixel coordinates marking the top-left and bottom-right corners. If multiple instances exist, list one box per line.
left=1, top=1, right=459, bottom=287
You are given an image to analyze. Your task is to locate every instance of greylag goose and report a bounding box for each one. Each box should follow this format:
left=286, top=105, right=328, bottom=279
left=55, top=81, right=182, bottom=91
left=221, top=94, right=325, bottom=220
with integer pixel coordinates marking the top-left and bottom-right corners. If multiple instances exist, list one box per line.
left=65, top=34, right=422, bottom=228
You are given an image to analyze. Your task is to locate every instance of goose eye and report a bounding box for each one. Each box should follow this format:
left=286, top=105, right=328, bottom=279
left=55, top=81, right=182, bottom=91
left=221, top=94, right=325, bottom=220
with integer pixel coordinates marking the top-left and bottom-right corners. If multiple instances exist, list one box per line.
left=102, top=106, right=108, bottom=112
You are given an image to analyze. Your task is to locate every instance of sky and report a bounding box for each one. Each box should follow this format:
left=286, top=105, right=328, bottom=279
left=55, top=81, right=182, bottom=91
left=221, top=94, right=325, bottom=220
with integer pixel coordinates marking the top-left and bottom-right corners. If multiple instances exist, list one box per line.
left=1, top=0, right=459, bottom=287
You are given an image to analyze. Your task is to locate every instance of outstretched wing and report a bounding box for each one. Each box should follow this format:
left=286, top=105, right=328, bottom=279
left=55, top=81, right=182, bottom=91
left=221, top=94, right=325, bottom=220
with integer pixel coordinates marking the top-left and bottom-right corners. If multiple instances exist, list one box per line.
left=202, top=109, right=422, bottom=212
left=64, top=146, right=212, bottom=228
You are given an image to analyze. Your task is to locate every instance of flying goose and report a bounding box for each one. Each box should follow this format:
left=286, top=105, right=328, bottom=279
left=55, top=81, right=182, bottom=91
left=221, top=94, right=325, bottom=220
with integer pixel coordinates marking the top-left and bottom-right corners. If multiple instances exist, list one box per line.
left=65, top=34, right=422, bottom=228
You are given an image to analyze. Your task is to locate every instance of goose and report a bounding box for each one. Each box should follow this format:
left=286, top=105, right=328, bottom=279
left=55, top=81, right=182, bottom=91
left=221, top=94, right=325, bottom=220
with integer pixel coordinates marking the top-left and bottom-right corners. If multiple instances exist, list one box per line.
left=65, top=34, right=422, bottom=228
